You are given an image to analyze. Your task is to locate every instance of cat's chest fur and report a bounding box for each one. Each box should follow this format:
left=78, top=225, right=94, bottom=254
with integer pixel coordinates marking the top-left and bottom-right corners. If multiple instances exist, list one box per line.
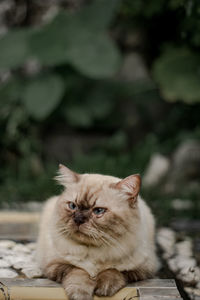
left=51, top=229, right=145, bottom=277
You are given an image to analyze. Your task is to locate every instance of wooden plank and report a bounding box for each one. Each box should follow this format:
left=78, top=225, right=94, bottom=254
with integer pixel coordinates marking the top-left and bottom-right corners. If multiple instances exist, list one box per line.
left=0, top=212, right=39, bottom=241
left=131, top=279, right=182, bottom=299
left=0, top=279, right=139, bottom=300
left=0, top=278, right=59, bottom=288
left=0, top=278, right=183, bottom=300
left=0, top=278, right=178, bottom=289
left=0, top=212, right=40, bottom=223
left=139, top=287, right=182, bottom=298
left=129, top=279, right=176, bottom=288
left=0, top=223, right=38, bottom=241
left=140, top=297, right=182, bottom=300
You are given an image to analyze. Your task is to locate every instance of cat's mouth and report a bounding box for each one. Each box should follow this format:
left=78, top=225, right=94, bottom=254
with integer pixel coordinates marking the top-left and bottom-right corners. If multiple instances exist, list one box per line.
left=71, top=229, right=97, bottom=246
left=74, top=224, right=89, bottom=236
left=71, top=224, right=100, bottom=246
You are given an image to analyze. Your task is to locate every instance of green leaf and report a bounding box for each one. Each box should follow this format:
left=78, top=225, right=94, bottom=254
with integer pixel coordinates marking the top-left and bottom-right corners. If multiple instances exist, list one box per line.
left=0, top=29, right=32, bottom=69
left=30, top=2, right=121, bottom=78
left=0, top=79, right=24, bottom=102
left=22, top=75, right=65, bottom=120
left=76, top=0, right=122, bottom=31
left=153, top=47, right=200, bottom=103
left=65, top=105, right=92, bottom=127
left=67, top=32, right=121, bottom=78
left=86, top=85, right=115, bottom=118
left=29, top=13, right=71, bottom=66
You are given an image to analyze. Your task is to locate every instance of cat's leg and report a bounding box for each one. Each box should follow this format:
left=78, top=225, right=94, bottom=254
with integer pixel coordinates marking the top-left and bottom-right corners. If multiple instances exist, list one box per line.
left=62, top=268, right=96, bottom=300
left=95, top=268, right=126, bottom=297
left=44, top=260, right=74, bottom=283
left=45, top=261, right=96, bottom=300
left=122, top=267, right=154, bottom=282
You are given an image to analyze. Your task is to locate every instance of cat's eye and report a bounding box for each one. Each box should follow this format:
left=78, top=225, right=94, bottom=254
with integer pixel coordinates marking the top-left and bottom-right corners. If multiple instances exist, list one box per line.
left=93, top=207, right=106, bottom=216
left=68, top=202, right=77, bottom=210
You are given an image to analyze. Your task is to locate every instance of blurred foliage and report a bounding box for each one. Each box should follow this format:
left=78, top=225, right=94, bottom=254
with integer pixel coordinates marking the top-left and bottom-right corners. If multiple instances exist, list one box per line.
left=0, top=0, right=121, bottom=78
left=153, top=47, right=200, bottom=103
left=0, top=0, right=200, bottom=223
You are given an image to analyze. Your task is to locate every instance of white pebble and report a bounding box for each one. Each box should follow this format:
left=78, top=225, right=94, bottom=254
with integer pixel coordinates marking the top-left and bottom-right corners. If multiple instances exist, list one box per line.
left=184, top=287, right=200, bottom=297
left=22, top=266, right=42, bottom=278
left=0, top=268, right=18, bottom=278
left=0, top=248, right=13, bottom=258
left=167, top=258, right=179, bottom=273
left=13, top=244, right=31, bottom=254
left=157, top=227, right=176, bottom=258
left=0, top=240, right=16, bottom=249
left=176, top=257, right=196, bottom=270
left=26, top=243, right=37, bottom=250
left=0, top=258, right=11, bottom=268
left=178, top=266, right=200, bottom=284
left=176, top=239, right=193, bottom=257
left=12, top=256, right=34, bottom=270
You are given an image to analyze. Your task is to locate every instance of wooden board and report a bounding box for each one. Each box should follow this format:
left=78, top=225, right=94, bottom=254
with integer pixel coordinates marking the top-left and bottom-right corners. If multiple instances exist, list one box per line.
left=0, top=278, right=183, bottom=300
left=0, top=212, right=39, bottom=241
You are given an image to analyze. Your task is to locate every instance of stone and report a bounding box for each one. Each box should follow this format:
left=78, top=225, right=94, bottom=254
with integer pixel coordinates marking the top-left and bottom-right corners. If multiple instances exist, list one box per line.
left=176, top=240, right=193, bottom=257
left=13, top=243, right=32, bottom=254
left=4, top=252, right=32, bottom=266
left=167, top=256, right=197, bottom=275
left=26, top=242, right=37, bottom=250
left=167, top=258, right=179, bottom=273
left=4, top=255, right=18, bottom=266
left=197, top=282, right=200, bottom=289
left=0, top=258, right=11, bottom=268
left=157, top=228, right=176, bottom=258
left=0, top=248, right=13, bottom=258
left=0, top=240, right=16, bottom=249
left=176, top=257, right=196, bottom=270
left=22, top=266, right=43, bottom=278
left=184, top=287, right=200, bottom=297
left=178, top=266, right=200, bottom=284
left=0, top=268, right=18, bottom=278
left=12, top=255, right=35, bottom=270
left=143, top=153, right=170, bottom=187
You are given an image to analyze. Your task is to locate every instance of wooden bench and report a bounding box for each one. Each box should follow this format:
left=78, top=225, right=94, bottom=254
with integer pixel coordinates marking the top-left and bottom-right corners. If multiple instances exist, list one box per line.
left=0, top=278, right=183, bottom=300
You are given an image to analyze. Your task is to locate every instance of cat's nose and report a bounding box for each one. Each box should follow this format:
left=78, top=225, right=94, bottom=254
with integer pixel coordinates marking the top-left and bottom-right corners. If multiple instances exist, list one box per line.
left=74, top=212, right=87, bottom=226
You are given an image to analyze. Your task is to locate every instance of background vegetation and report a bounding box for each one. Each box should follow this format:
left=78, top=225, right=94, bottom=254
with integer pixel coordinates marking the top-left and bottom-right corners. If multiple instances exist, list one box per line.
left=0, top=0, right=200, bottom=224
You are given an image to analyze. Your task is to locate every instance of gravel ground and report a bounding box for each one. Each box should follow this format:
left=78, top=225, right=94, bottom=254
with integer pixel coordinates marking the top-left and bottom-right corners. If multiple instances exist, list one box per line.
left=157, top=228, right=200, bottom=300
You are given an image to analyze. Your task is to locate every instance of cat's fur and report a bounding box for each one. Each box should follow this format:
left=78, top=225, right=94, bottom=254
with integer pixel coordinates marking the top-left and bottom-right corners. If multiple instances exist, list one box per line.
left=37, top=164, right=158, bottom=300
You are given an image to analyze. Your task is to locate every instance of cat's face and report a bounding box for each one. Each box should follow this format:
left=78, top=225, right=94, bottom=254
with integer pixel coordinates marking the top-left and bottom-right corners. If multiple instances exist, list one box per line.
left=55, top=164, right=141, bottom=246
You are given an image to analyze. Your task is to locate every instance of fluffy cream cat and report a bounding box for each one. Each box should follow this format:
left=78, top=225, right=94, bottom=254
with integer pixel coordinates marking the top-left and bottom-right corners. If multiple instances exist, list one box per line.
left=37, top=164, right=158, bottom=300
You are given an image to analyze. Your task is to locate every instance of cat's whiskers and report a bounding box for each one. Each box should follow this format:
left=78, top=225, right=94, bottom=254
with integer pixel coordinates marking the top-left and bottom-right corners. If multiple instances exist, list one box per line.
left=85, top=221, right=111, bottom=247
left=56, top=225, right=71, bottom=238
left=93, top=226, right=129, bottom=256
left=88, top=231, right=98, bottom=245
left=90, top=223, right=117, bottom=248
left=55, top=213, right=132, bottom=257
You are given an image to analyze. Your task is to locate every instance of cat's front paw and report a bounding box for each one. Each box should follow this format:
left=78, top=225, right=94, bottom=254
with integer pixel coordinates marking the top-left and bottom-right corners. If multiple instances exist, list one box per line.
left=63, top=268, right=95, bottom=300
left=95, top=269, right=126, bottom=297
left=65, top=290, right=93, bottom=300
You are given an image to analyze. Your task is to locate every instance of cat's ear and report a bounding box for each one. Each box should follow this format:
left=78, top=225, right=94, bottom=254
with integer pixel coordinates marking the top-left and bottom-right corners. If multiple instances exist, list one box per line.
left=55, top=164, right=79, bottom=186
left=114, top=174, right=141, bottom=203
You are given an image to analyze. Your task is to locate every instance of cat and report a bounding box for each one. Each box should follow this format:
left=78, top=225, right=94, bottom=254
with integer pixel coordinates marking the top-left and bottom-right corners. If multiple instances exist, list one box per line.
left=37, top=164, right=158, bottom=300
